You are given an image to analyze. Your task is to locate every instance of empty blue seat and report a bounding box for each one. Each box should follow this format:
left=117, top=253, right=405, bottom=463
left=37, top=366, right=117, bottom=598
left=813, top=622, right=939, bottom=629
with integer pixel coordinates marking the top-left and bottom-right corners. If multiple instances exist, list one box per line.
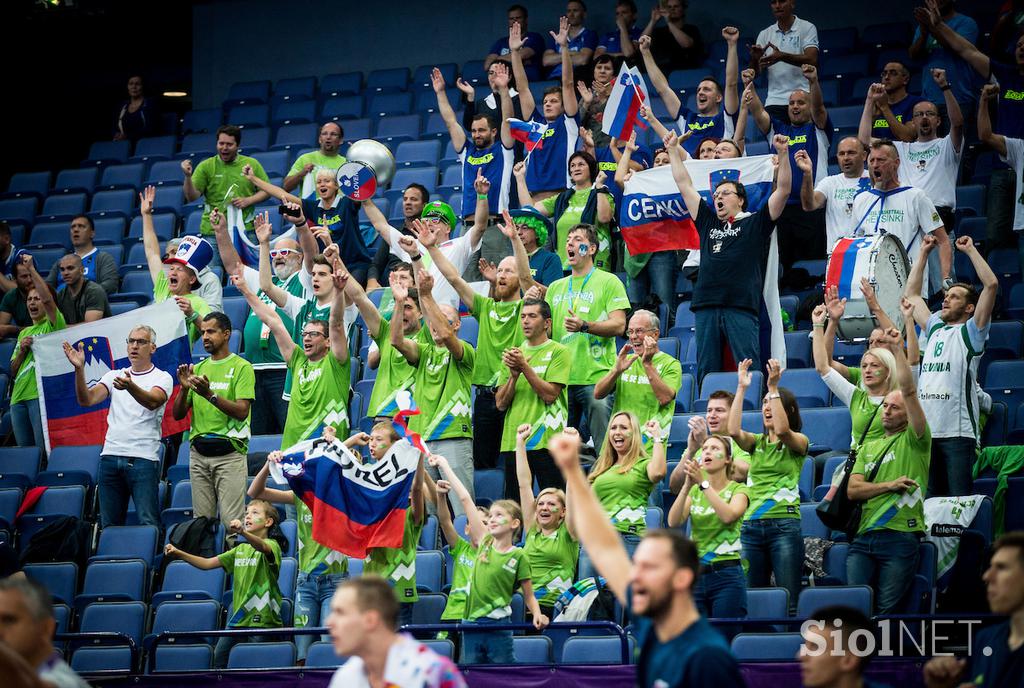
left=410, top=592, right=447, bottom=625
left=128, top=212, right=176, bottom=240
left=731, top=632, right=803, bottom=660
left=320, top=72, right=362, bottom=97
left=227, top=103, right=270, bottom=129
left=861, top=22, right=912, bottom=49
left=71, top=646, right=133, bottom=673
left=271, top=100, right=316, bottom=128
left=89, top=189, right=135, bottom=218
left=151, top=186, right=184, bottom=215
left=785, top=331, right=812, bottom=369
left=0, top=197, right=38, bottom=225
left=221, top=296, right=250, bottom=331
left=93, top=217, right=127, bottom=245
left=800, top=408, right=852, bottom=453
left=956, top=185, right=986, bottom=217
left=26, top=222, right=70, bottom=249
left=819, top=27, right=858, bottom=55
left=305, top=641, right=344, bottom=668
left=339, top=118, right=372, bottom=142
left=272, top=123, right=318, bottom=151
left=828, top=105, right=864, bottom=131
left=367, top=68, right=409, bottom=93
left=130, top=136, right=176, bottom=163
left=84, top=140, right=131, bottom=166
left=152, top=644, right=212, bottom=672
left=423, top=112, right=454, bottom=139
left=182, top=109, right=222, bottom=135
left=416, top=551, right=445, bottom=593
left=514, top=635, right=553, bottom=663
left=40, top=193, right=88, bottom=220
left=375, top=115, right=422, bottom=145
left=779, top=368, right=830, bottom=408
left=389, top=166, right=437, bottom=194
left=819, top=54, right=871, bottom=81
left=251, top=150, right=291, bottom=179
left=36, top=444, right=102, bottom=487
left=90, top=525, right=159, bottom=566
left=146, top=160, right=185, bottom=186
left=746, top=587, right=789, bottom=619
left=423, top=639, right=454, bottom=659
left=248, top=435, right=284, bottom=454
left=474, top=469, right=504, bottom=504
left=321, top=95, right=365, bottom=122
left=53, top=603, right=71, bottom=634
left=396, top=140, right=442, bottom=168
left=986, top=360, right=1024, bottom=388
left=79, top=601, right=148, bottom=647
left=368, top=92, right=413, bottom=118
left=675, top=373, right=696, bottom=413
left=179, top=133, right=216, bottom=158
left=5, top=171, right=50, bottom=200
left=149, top=599, right=221, bottom=640
left=797, top=584, right=873, bottom=617
left=226, top=80, right=271, bottom=106
left=76, top=559, right=148, bottom=609
left=26, top=485, right=86, bottom=518
left=99, top=163, right=145, bottom=192
left=561, top=636, right=632, bottom=664
left=23, top=562, right=78, bottom=605
left=697, top=371, right=763, bottom=411
left=0, top=488, right=20, bottom=529
left=411, top=64, right=457, bottom=91
left=274, top=76, right=316, bottom=102
left=0, top=446, right=42, bottom=487
left=24, top=246, right=66, bottom=274
left=228, top=641, right=295, bottom=669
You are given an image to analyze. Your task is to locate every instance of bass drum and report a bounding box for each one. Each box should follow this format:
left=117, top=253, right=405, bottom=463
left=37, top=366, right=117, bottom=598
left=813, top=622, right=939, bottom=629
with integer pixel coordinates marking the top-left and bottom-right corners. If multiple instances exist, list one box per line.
left=825, top=234, right=910, bottom=342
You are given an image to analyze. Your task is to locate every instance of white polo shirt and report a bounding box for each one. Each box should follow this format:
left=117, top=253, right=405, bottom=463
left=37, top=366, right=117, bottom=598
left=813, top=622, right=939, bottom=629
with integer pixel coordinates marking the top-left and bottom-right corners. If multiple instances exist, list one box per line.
left=99, top=365, right=173, bottom=462
left=756, top=16, right=820, bottom=107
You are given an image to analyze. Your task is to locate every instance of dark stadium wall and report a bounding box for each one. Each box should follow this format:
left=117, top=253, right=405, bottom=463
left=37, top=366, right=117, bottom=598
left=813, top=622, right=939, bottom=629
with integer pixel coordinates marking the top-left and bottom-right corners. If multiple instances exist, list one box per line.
left=191, top=0, right=915, bottom=110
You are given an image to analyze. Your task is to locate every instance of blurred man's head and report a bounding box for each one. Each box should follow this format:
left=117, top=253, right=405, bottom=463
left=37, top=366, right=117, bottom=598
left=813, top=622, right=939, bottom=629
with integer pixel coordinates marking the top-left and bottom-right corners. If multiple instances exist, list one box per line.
left=0, top=577, right=57, bottom=669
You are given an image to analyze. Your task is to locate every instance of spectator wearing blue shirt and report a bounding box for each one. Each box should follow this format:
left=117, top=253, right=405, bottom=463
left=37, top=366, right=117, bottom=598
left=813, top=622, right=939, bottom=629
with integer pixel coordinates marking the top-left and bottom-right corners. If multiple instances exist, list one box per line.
left=910, top=0, right=980, bottom=113
left=748, top=64, right=832, bottom=271
left=595, top=0, right=642, bottom=61
left=486, top=5, right=546, bottom=82
left=867, top=62, right=921, bottom=142
left=510, top=208, right=563, bottom=286
left=923, top=532, right=1024, bottom=688
left=551, top=429, right=746, bottom=688
left=542, top=1, right=598, bottom=79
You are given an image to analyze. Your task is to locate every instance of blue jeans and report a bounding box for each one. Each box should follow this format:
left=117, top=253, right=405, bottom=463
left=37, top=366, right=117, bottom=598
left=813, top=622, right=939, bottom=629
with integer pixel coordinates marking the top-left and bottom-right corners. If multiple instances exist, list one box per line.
left=460, top=615, right=512, bottom=664
left=568, top=384, right=611, bottom=450
left=627, top=251, right=677, bottom=313
left=578, top=531, right=641, bottom=582
left=251, top=368, right=289, bottom=436
left=927, top=437, right=976, bottom=498
left=741, top=518, right=803, bottom=614
left=847, top=529, right=920, bottom=615
left=294, top=571, right=345, bottom=660
left=98, top=455, right=161, bottom=528
left=694, top=307, right=760, bottom=385
left=11, top=398, right=44, bottom=449
left=694, top=563, right=747, bottom=630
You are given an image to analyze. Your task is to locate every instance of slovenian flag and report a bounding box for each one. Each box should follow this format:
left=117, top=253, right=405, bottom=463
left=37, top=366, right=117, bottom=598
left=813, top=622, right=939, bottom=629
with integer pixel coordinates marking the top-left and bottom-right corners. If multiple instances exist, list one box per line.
left=270, top=434, right=421, bottom=558
left=508, top=118, right=548, bottom=152
left=33, top=300, right=192, bottom=453
left=391, top=390, right=430, bottom=455
left=602, top=64, right=649, bottom=141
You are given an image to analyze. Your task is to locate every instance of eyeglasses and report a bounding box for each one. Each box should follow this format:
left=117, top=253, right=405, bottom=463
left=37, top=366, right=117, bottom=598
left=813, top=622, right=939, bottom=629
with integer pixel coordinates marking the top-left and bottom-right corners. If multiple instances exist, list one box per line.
left=880, top=69, right=904, bottom=77
left=712, top=189, right=737, bottom=200
left=626, top=328, right=655, bottom=336
left=912, top=111, right=938, bottom=118
left=422, top=215, right=446, bottom=225
left=301, top=330, right=326, bottom=339
left=270, top=248, right=300, bottom=259
left=126, top=338, right=151, bottom=346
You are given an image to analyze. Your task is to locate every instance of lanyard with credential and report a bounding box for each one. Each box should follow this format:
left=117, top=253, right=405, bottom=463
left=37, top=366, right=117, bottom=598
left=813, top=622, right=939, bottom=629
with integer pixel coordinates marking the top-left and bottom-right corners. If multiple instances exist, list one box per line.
left=567, top=267, right=595, bottom=314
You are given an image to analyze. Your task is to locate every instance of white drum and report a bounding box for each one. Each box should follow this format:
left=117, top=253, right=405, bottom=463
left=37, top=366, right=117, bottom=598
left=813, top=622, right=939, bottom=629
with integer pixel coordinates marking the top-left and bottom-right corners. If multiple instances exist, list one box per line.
left=825, top=234, right=911, bottom=341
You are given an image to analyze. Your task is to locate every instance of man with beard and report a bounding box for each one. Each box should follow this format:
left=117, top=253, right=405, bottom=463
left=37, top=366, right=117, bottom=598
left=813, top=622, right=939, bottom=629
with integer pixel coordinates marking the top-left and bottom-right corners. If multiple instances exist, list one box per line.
left=550, top=428, right=745, bottom=687
left=52, top=254, right=111, bottom=325
left=903, top=234, right=997, bottom=498
left=0, top=259, right=35, bottom=338
left=141, top=185, right=211, bottom=344
left=212, top=207, right=309, bottom=435
left=594, top=309, right=682, bottom=439
left=432, top=65, right=514, bottom=220
left=366, top=183, right=428, bottom=291
left=848, top=140, right=952, bottom=298
left=797, top=138, right=870, bottom=256
left=283, top=121, right=347, bottom=195
left=45, top=215, right=119, bottom=295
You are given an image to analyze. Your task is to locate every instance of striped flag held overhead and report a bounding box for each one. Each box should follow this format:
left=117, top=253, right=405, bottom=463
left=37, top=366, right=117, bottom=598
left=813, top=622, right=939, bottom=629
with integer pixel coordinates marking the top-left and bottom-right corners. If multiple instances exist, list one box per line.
left=602, top=63, right=649, bottom=142
left=507, top=118, right=548, bottom=152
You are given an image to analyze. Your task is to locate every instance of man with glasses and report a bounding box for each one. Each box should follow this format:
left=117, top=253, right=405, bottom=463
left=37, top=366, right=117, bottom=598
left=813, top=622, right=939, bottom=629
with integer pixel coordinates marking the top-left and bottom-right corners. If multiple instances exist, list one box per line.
left=595, top=309, right=681, bottom=438
left=865, top=62, right=923, bottom=142
left=283, top=122, right=347, bottom=196
left=62, top=325, right=172, bottom=528
left=53, top=254, right=111, bottom=325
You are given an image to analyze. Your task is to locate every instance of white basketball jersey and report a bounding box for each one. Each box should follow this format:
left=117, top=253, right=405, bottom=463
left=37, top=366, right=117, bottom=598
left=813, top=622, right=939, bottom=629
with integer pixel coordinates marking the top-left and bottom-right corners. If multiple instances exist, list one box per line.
left=918, top=314, right=986, bottom=442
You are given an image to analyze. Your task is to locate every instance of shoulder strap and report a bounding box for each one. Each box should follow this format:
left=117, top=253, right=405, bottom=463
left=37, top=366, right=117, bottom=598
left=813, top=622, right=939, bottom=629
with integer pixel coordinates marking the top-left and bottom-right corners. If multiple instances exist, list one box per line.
left=857, top=404, right=883, bottom=449
left=865, top=434, right=901, bottom=483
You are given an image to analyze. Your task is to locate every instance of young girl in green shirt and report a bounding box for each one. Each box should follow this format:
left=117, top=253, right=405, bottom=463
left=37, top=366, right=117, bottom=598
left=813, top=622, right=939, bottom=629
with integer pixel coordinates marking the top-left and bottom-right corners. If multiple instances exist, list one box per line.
left=164, top=498, right=288, bottom=669
left=515, top=422, right=580, bottom=620
left=669, top=435, right=749, bottom=636
left=429, top=454, right=548, bottom=664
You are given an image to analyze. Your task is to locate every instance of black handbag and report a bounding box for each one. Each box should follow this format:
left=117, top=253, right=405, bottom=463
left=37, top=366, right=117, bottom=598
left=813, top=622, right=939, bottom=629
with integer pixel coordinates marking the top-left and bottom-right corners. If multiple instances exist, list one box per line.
left=816, top=406, right=894, bottom=539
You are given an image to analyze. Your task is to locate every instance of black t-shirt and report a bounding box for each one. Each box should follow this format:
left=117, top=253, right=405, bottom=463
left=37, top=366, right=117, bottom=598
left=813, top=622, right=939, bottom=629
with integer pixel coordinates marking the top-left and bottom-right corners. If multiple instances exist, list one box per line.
left=650, top=23, right=704, bottom=72
left=969, top=622, right=1024, bottom=688
left=691, top=202, right=773, bottom=315
left=989, top=61, right=1024, bottom=139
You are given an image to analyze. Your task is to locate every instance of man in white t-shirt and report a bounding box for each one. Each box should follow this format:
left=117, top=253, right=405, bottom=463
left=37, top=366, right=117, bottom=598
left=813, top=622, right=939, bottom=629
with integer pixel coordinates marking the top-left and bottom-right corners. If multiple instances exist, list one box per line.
left=362, top=197, right=486, bottom=308
left=797, top=137, right=870, bottom=254
left=750, top=0, right=819, bottom=122
left=980, top=83, right=1024, bottom=247
left=849, top=140, right=952, bottom=298
left=63, top=325, right=173, bottom=528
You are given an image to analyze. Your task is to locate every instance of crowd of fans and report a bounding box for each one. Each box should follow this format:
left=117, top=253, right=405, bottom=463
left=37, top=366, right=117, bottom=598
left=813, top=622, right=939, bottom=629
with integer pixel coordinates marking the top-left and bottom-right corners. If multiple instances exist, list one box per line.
left=3, top=1, right=1024, bottom=686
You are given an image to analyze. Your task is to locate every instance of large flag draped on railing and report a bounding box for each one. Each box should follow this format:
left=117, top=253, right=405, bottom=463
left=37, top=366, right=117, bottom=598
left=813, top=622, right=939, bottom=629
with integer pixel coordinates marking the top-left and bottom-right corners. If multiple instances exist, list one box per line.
left=33, top=300, right=192, bottom=453
left=270, top=434, right=422, bottom=558
left=620, top=154, right=786, bottom=364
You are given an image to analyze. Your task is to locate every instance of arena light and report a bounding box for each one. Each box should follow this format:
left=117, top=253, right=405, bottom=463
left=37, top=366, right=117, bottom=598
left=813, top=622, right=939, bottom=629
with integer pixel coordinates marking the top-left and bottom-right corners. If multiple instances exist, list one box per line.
left=163, top=91, right=189, bottom=98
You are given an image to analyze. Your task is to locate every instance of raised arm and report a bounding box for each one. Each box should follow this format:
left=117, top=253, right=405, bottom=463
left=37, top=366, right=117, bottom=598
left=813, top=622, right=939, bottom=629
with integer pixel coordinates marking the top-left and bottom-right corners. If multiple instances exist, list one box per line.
left=858, top=83, right=883, bottom=147
left=554, top=17, right=579, bottom=118
left=163, top=543, right=221, bottom=570
left=889, top=328, right=926, bottom=437
left=723, top=27, right=740, bottom=115
left=172, top=364, right=194, bottom=420
left=230, top=272, right=296, bottom=361
left=728, top=359, right=758, bottom=452
left=978, top=85, right=1005, bottom=157
left=431, top=67, right=467, bottom=152
left=248, top=457, right=295, bottom=504
left=803, top=65, right=828, bottom=131
left=644, top=420, right=668, bottom=483
left=429, top=455, right=485, bottom=545
left=903, top=235, right=937, bottom=329
left=513, top=161, right=540, bottom=211
left=328, top=267, right=350, bottom=364
left=388, top=282, right=421, bottom=365
left=550, top=430, right=632, bottom=603
left=794, top=150, right=824, bottom=211
left=63, top=341, right=110, bottom=407
left=514, top=424, right=539, bottom=530
left=956, top=236, right=1000, bottom=329
left=666, top=131, right=702, bottom=217
left=637, top=35, right=681, bottom=118
left=743, top=71, right=772, bottom=135
left=427, top=474, right=459, bottom=548
left=494, top=63, right=515, bottom=149
left=509, top=21, right=536, bottom=118
left=361, top=198, right=400, bottom=247
left=765, top=359, right=809, bottom=455
left=138, top=186, right=165, bottom=284
left=242, top=165, right=301, bottom=205
left=767, top=135, right=791, bottom=221
left=245, top=211, right=290, bottom=308
left=497, top=209, right=538, bottom=293
left=25, top=256, right=57, bottom=324
left=913, top=5, right=990, bottom=77
left=932, top=69, right=963, bottom=152
left=417, top=271, right=464, bottom=360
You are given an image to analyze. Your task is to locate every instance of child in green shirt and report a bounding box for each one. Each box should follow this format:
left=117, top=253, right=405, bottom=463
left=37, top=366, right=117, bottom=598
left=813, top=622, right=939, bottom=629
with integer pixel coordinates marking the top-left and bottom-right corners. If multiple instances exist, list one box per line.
left=164, top=499, right=288, bottom=669
left=515, top=422, right=579, bottom=619
left=429, top=454, right=548, bottom=664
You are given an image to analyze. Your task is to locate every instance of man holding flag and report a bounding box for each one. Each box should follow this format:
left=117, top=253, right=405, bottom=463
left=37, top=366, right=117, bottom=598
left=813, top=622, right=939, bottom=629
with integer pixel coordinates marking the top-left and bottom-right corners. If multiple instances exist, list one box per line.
left=667, top=131, right=793, bottom=383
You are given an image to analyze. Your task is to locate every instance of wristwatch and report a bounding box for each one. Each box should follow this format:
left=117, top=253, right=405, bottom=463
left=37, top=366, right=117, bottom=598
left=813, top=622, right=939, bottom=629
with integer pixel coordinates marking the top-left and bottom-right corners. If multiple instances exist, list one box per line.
left=580, top=321, right=590, bottom=333
left=411, top=254, right=422, bottom=262
left=699, top=480, right=710, bottom=491
left=208, top=393, right=219, bottom=405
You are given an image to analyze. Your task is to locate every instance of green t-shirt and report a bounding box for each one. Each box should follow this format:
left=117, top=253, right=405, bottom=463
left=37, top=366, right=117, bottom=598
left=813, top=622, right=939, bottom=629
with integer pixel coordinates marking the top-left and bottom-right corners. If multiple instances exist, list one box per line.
left=192, top=154, right=269, bottom=236
left=294, top=498, right=348, bottom=578
left=546, top=270, right=630, bottom=386
left=524, top=524, right=578, bottom=607
left=367, top=320, right=429, bottom=418
left=410, top=341, right=476, bottom=441
left=853, top=425, right=931, bottom=534
left=464, top=541, right=532, bottom=620
left=743, top=434, right=804, bottom=521
left=10, top=312, right=66, bottom=405
left=591, top=454, right=655, bottom=535
left=539, top=189, right=615, bottom=271
left=687, top=481, right=747, bottom=564
left=283, top=297, right=334, bottom=401
left=218, top=538, right=282, bottom=628
left=189, top=353, right=255, bottom=454
left=154, top=271, right=210, bottom=344
left=441, top=537, right=478, bottom=621
left=498, top=339, right=570, bottom=452
left=613, top=352, right=683, bottom=437
left=469, top=293, right=524, bottom=387
left=282, top=348, right=351, bottom=449
left=242, top=270, right=306, bottom=368
left=288, top=151, right=347, bottom=179
left=364, top=509, right=423, bottom=603
left=849, top=387, right=886, bottom=450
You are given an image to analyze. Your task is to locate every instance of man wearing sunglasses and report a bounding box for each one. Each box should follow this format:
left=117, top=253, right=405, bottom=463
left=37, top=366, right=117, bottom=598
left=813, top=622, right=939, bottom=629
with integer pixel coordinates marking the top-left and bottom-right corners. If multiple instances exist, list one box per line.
left=63, top=325, right=172, bottom=528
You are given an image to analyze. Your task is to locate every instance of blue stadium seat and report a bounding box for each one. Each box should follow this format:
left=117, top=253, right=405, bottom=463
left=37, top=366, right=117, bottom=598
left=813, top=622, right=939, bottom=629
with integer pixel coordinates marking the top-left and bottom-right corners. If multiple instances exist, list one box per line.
left=40, top=192, right=88, bottom=221
left=396, top=140, right=442, bottom=168
left=367, top=68, right=409, bottom=93
left=145, top=160, right=185, bottom=187
left=79, top=601, right=148, bottom=648
left=320, top=72, right=362, bottom=97
left=89, top=189, right=135, bottom=218
left=22, top=562, right=78, bottom=605
left=26, top=222, right=70, bottom=248
left=148, top=600, right=221, bottom=642
left=272, top=123, right=318, bottom=151
left=279, top=557, right=298, bottom=600
left=4, top=171, right=50, bottom=200
left=83, top=140, right=131, bottom=167
left=819, top=27, right=858, bottom=56
left=828, top=105, right=864, bottom=131
left=128, top=212, right=176, bottom=240
left=305, top=641, right=344, bottom=668
left=474, top=469, right=504, bottom=504
left=824, top=542, right=849, bottom=582
left=561, top=636, right=633, bottom=664
left=0, top=446, right=42, bottom=487
left=989, top=321, right=1023, bottom=356
left=273, top=76, right=316, bottom=102
left=423, top=638, right=455, bottom=659
left=412, top=64, right=457, bottom=91
left=410, top=592, right=447, bottom=625
left=26, top=485, right=86, bottom=518
left=0, top=197, right=38, bottom=225
left=375, top=115, right=422, bottom=145
left=93, top=217, right=127, bottom=245
left=272, top=100, right=316, bottom=127
left=130, top=136, right=177, bottom=163
left=785, top=332, right=812, bottom=369
left=24, top=246, right=66, bottom=274
left=731, top=633, right=803, bottom=660
left=675, top=373, right=696, bottom=413
left=797, top=585, right=873, bottom=617
left=369, top=92, right=413, bottom=118
left=279, top=519, right=298, bottom=559
left=320, top=95, right=365, bottom=122
left=119, top=270, right=154, bottom=295
left=53, top=603, right=71, bottom=634
left=37, top=444, right=102, bottom=488
left=251, top=150, right=291, bottom=179
left=390, top=166, right=438, bottom=194
left=338, top=118, right=372, bottom=142
left=779, top=368, right=830, bottom=408
left=228, top=103, right=271, bottom=129
left=1008, top=284, right=1024, bottom=320
left=514, top=635, right=553, bottom=663
left=249, top=435, right=284, bottom=454
left=71, top=646, right=133, bottom=673
left=0, top=488, right=20, bottom=530
left=221, top=296, right=250, bottom=331
left=955, top=185, right=986, bottom=217
left=801, top=408, right=852, bottom=453
left=416, top=551, right=445, bottom=593
left=239, top=127, right=271, bottom=153
left=419, top=515, right=438, bottom=550
left=225, top=80, right=271, bottom=106
left=696, top=371, right=763, bottom=411
left=860, top=22, right=912, bottom=49
left=746, top=587, right=789, bottom=619
left=98, top=163, right=145, bottom=193
left=178, top=133, right=216, bottom=159
left=414, top=88, right=461, bottom=115
left=89, top=525, right=159, bottom=566
left=460, top=59, right=487, bottom=85
left=76, top=559, right=148, bottom=609
left=152, top=644, right=213, bottom=672
left=182, top=109, right=222, bottom=136
left=228, top=641, right=295, bottom=669
left=799, top=458, right=815, bottom=502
